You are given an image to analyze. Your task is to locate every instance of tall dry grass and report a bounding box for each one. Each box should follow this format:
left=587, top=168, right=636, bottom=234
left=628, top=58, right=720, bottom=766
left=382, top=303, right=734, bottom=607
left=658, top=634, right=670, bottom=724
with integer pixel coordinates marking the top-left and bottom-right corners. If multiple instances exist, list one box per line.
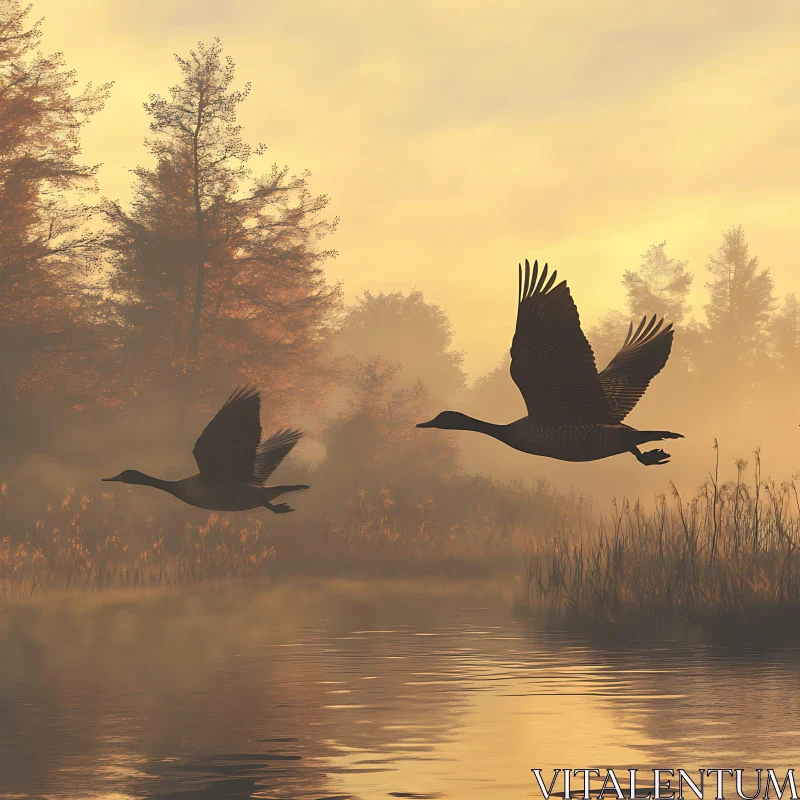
left=520, top=445, right=800, bottom=639
left=0, top=485, right=278, bottom=600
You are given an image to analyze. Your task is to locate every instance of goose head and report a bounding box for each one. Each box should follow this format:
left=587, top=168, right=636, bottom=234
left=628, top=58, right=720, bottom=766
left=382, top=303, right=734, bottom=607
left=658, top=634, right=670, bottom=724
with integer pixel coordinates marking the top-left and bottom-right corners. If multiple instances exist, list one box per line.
left=416, top=411, right=476, bottom=431
left=102, top=469, right=153, bottom=486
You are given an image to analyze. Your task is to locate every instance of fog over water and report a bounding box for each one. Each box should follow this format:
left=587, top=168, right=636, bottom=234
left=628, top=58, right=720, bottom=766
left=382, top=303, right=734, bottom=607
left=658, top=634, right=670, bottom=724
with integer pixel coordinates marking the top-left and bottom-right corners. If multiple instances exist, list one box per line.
left=2, top=579, right=800, bottom=799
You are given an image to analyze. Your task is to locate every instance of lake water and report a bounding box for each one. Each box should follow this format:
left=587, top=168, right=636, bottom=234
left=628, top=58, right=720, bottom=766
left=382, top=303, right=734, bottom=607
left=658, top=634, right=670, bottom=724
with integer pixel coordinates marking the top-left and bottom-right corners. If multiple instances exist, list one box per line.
left=2, top=577, right=800, bottom=799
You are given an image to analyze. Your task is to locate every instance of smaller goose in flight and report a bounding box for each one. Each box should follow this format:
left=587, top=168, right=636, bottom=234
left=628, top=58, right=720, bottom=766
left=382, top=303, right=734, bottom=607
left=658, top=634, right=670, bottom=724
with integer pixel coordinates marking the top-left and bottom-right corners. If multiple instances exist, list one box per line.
left=104, top=387, right=308, bottom=512
left=418, top=259, right=683, bottom=466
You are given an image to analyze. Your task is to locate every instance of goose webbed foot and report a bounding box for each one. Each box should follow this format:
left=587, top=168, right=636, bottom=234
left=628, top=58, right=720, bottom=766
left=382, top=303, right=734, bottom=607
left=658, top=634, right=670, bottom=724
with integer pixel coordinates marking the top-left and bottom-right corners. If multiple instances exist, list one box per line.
left=266, top=502, right=294, bottom=514
left=630, top=447, right=671, bottom=466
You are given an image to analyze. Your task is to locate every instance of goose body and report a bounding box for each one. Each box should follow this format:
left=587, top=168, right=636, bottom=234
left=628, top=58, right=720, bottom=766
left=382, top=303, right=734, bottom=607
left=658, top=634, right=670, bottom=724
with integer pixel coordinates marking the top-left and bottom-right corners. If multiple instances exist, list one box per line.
left=418, top=260, right=683, bottom=466
left=104, top=387, right=308, bottom=513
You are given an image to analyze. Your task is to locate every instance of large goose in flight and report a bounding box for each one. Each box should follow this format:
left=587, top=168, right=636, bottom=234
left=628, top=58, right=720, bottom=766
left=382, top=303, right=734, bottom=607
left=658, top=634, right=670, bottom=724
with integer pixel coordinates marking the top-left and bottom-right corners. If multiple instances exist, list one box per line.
left=417, top=260, right=683, bottom=466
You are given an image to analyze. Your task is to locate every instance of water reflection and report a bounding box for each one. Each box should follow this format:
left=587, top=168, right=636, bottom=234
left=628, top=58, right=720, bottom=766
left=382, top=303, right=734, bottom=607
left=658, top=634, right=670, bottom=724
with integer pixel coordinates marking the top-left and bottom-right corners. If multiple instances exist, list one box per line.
left=1, top=578, right=799, bottom=799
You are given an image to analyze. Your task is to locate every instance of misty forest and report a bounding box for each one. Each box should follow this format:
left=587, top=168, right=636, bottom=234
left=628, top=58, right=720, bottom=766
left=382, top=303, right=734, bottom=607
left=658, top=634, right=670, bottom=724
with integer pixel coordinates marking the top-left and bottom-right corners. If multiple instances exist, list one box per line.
left=1, top=0, right=799, bottom=640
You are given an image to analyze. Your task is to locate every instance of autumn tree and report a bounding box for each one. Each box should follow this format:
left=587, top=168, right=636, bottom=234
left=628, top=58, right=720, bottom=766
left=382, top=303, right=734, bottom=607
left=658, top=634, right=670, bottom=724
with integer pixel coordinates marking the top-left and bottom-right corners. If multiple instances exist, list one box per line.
left=623, top=242, right=693, bottom=325
left=105, top=39, right=340, bottom=420
left=0, top=1, right=111, bottom=457
left=704, top=226, right=775, bottom=369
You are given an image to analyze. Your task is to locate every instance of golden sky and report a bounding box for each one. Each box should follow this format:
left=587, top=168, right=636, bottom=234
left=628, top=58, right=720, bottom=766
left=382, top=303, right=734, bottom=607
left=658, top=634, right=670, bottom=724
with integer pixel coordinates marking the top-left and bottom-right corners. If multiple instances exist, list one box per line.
left=31, top=0, right=800, bottom=377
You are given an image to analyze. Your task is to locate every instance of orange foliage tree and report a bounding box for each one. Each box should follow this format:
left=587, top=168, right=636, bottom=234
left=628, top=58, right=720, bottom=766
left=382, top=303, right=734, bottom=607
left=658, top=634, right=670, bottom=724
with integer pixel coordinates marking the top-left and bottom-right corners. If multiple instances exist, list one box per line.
left=103, top=39, right=341, bottom=421
left=0, top=1, right=111, bottom=448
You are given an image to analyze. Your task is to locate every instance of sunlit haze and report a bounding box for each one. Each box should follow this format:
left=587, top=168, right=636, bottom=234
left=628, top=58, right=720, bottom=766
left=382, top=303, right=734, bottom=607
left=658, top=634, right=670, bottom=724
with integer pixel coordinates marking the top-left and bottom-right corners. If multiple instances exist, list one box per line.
left=31, top=0, right=800, bottom=377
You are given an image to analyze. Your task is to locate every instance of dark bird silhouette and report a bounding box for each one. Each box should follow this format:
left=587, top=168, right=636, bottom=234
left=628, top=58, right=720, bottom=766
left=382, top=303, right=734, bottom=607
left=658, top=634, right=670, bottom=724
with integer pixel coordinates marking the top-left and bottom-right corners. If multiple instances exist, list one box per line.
left=103, top=387, right=309, bottom=512
left=417, top=259, right=683, bottom=466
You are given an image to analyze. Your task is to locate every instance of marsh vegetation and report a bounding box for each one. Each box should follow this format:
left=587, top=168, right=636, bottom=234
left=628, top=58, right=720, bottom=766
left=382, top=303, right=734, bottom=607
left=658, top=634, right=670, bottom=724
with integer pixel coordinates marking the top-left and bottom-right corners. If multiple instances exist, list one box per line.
left=520, top=448, right=800, bottom=640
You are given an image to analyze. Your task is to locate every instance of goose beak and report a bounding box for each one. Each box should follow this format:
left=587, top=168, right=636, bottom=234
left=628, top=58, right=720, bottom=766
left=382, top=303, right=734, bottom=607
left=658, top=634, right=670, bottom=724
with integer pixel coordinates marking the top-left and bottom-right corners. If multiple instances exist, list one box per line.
left=416, top=419, right=435, bottom=428
left=102, top=475, right=119, bottom=482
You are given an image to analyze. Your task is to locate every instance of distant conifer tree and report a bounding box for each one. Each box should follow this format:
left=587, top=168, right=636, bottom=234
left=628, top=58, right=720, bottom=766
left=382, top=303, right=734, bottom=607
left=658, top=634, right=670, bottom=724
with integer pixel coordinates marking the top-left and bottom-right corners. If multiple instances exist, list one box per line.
left=623, top=241, right=693, bottom=325
left=704, top=226, right=775, bottom=369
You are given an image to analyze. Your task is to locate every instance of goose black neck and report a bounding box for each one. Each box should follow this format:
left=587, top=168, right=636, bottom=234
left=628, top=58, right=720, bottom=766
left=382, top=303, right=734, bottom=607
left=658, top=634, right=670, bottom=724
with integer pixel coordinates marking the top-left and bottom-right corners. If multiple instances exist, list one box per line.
left=451, top=414, right=506, bottom=438
left=140, top=474, right=176, bottom=492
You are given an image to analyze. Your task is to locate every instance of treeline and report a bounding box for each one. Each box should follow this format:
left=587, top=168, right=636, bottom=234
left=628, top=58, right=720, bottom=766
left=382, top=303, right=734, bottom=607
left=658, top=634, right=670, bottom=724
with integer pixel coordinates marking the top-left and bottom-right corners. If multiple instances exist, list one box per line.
left=1, top=1, right=798, bottom=571
left=590, top=234, right=796, bottom=390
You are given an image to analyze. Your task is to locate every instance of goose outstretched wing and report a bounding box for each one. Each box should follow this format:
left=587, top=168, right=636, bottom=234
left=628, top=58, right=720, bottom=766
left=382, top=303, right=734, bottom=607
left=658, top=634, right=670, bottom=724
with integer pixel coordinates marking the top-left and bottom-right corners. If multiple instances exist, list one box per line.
left=193, top=386, right=263, bottom=483
left=252, top=428, right=304, bottom=484
left=598, top=315, right=674, bottom=422
left=509, top=259, right=615, bottom=422
left=193, top=387, right=303, bottom=484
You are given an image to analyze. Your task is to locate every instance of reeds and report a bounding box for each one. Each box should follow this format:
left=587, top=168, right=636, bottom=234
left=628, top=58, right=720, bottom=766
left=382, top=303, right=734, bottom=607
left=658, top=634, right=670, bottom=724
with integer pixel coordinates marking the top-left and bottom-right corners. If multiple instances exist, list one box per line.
left=0, top=488, right=278, bottom=599
left=520, top=448, right=800, bottom=640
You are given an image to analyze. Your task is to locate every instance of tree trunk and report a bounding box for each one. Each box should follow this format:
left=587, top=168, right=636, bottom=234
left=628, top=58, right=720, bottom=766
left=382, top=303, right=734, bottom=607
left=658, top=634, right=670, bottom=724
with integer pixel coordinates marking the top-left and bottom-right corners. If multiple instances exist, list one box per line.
left=187, top=96, right=206, bottom=361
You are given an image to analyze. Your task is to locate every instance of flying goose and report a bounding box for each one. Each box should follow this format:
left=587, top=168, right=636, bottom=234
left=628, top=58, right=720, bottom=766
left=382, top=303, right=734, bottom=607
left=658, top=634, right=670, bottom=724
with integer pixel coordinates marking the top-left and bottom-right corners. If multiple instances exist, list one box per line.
left=103, top=387, right=308, bottom=512
left=417, top=259, right=683, bottom=465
